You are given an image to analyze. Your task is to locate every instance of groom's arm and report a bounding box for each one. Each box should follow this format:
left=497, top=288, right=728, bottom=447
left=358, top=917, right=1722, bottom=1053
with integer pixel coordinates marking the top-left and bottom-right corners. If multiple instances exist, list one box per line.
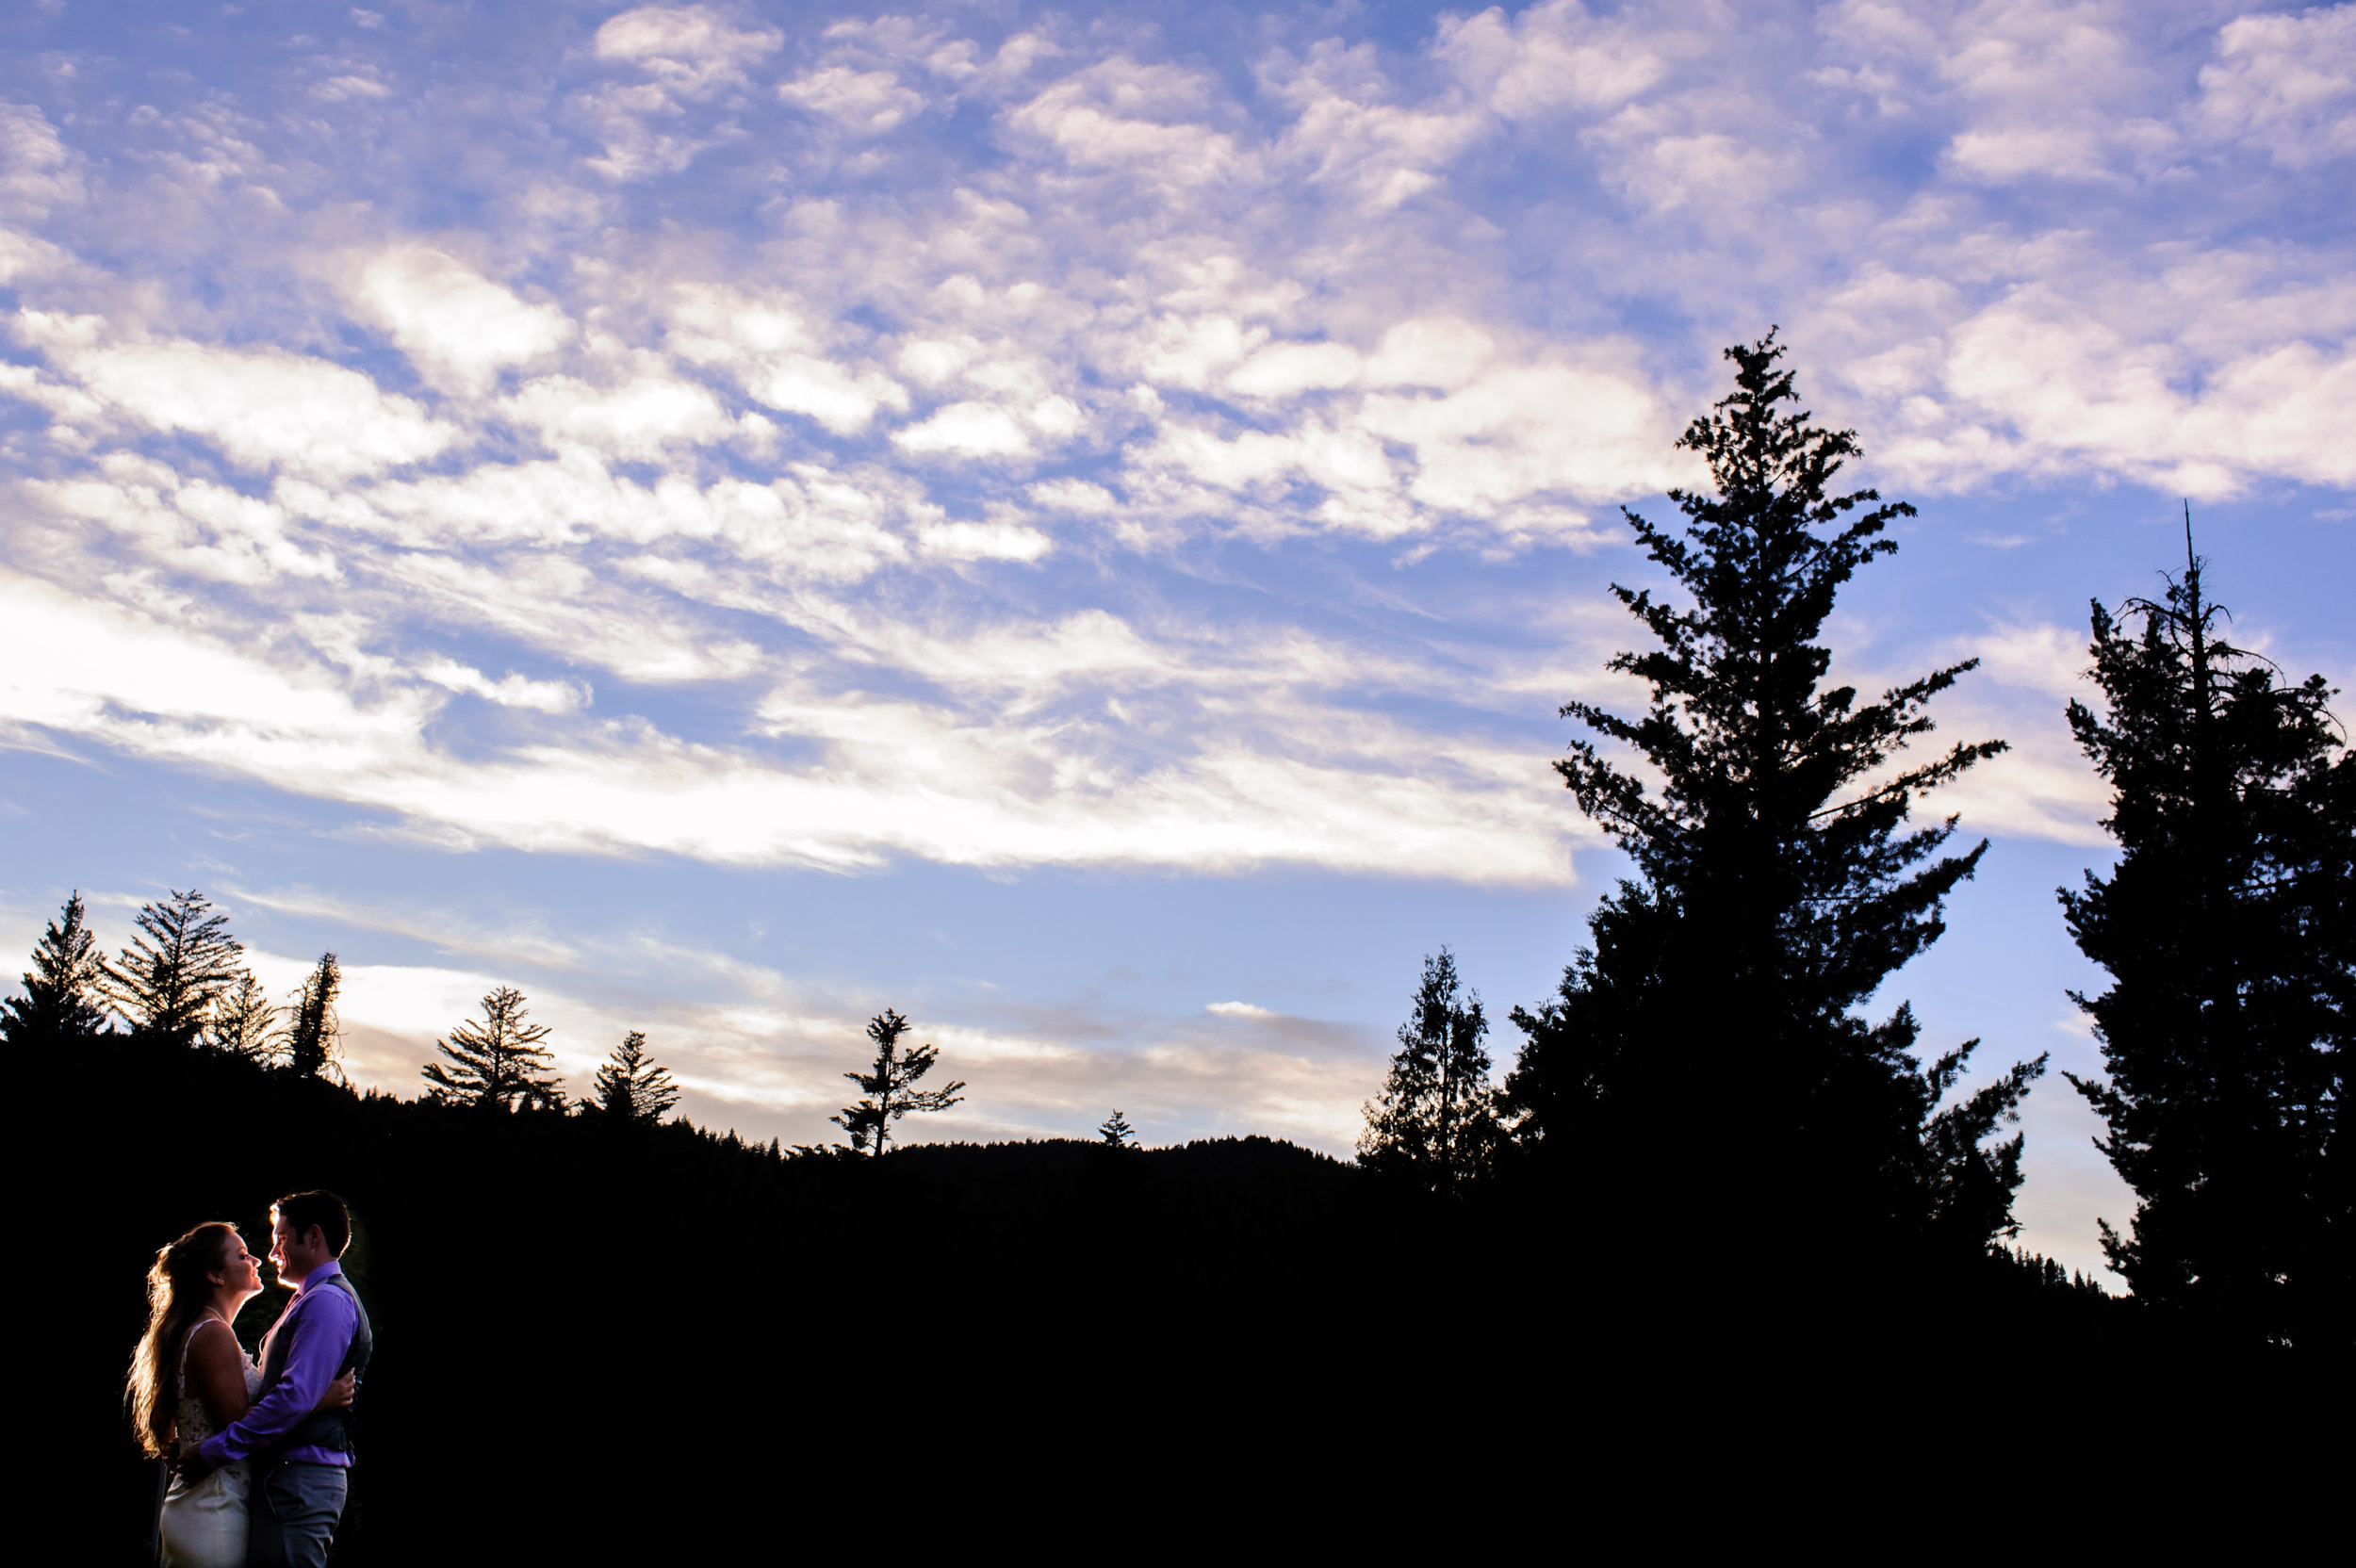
left=193, top=1288, right=360, bottom=1472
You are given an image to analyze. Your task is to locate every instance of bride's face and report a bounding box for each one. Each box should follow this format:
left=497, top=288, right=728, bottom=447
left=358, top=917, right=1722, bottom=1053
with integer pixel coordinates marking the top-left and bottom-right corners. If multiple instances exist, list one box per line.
left=211, top=1233, right=263, bottom=1302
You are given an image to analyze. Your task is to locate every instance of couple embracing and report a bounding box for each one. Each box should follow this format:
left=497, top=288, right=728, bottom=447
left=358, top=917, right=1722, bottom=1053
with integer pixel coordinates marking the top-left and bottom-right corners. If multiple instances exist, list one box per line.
left=129, top=1191, right=374, bottom=1567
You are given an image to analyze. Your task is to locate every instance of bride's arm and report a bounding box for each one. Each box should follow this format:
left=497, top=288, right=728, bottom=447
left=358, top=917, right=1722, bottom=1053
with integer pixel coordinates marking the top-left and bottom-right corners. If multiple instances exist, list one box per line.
left=315, top=1371, right=356, bottom=1412
left=185, top=1324, right=352, bottom=1431
left=185, top=1319, right=254, bottom=1429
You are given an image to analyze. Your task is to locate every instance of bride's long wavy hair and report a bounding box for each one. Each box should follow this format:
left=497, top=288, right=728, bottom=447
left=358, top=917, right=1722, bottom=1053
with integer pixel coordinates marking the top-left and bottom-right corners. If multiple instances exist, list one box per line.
left=126, top=1222, right=240, bottom=1458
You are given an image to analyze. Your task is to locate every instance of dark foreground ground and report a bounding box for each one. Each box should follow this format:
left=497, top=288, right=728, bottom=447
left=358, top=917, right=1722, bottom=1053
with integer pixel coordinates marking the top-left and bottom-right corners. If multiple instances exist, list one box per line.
left=37, top=1036, right=2263, bottom=1560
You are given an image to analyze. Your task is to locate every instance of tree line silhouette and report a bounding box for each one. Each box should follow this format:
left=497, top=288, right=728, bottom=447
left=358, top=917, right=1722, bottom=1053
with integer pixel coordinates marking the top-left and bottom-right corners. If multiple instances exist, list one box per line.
left=17, top=335, right=2347, bottom=1556
left=6, top=885, right=973, bottom=1152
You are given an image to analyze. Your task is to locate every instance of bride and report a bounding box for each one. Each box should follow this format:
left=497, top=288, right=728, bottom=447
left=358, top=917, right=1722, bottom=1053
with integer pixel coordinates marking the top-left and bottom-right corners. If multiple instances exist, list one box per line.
left=128, top=1222, right=354, bottom=1567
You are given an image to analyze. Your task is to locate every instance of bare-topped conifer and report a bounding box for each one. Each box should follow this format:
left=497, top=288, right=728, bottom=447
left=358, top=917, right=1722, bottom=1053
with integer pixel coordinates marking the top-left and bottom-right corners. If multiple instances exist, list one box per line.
left=831, top=1008, right=964, bottom=1156
left=423, top=985, right=564, bottom=1111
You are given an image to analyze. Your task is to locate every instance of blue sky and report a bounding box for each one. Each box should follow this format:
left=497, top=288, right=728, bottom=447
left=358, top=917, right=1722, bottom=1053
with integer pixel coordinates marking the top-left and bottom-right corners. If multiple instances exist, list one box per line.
left=3, top=0, right=2349, bottom=1278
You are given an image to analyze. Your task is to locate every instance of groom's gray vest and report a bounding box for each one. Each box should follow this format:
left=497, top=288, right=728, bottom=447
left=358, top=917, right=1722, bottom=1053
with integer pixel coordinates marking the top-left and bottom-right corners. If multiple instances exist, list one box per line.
left=260, top=1271, right=373, bottom=1460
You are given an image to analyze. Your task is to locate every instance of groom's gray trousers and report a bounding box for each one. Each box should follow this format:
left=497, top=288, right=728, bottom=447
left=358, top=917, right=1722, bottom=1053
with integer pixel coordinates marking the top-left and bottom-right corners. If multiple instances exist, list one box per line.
left=252, top=1461, right=349, bottom=1568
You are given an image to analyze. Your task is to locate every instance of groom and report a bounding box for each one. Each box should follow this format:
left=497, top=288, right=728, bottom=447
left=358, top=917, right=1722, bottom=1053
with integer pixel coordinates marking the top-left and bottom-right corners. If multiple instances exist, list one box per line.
left=181, top=1190, right=374, bottom=1568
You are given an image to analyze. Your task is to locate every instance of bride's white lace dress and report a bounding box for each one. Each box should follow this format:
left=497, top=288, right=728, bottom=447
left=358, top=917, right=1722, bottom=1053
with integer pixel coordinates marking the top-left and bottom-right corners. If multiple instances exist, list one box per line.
left=160, top=1317, right=260, bottom=1568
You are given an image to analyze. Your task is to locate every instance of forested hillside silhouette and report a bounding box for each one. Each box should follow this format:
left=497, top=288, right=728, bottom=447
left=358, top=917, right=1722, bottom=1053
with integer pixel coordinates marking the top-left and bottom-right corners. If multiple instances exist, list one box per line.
left=16, top=336, right=2346, bottom=1557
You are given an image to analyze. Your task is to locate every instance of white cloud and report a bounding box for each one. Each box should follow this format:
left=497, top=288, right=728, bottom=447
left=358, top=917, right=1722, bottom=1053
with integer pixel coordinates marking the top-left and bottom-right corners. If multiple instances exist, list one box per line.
left=25, top=457, right=339, bottom=585
left=593, top=5, right=782, bottom=95
left=1354, top=358, right=1692, bottom=514
left=0, top=570, right=431, bottom=774
left=778, top=66, right=924, bottom=133
left=743, top=358, right=886, bottom=431
left=1268, top=41, right=1487, bottom=209
left=1439, top=0, right=1669, bottom=119
left=1228, top=341, right=1361, bottom=397
left=1026, top=477, right=1118, bottom=514
left=1879, top=273, right=2356, bottom=496
left=2197, top=6, right=2356, bottom=168
left=1137, top=314, right=1262, bottom=389
left=892, top=400, right=1033, bottom=457
left=502, top=373, right=736, bottom=460
left=0, top=101, right=83, bottom=219
left=917, top=520, right=1052, bottom=561
left=312, top=74, right=394, bottom=104
left=663, top=284, right=908, bottom=433
left=417, top=659, right=588, bottom=713
left=352, top=247, right=572, bottom=391
left=578, top=7, right=784, bottom=179
left=0, top=564, right=1600, bottom=882
left=896, top=337, right=973, bottom=384
left=1364, top=318, right=1497, bottom=390
left=15, top=314, right=454, bottom=478
left=1005, top=57, right=1245, bottom=187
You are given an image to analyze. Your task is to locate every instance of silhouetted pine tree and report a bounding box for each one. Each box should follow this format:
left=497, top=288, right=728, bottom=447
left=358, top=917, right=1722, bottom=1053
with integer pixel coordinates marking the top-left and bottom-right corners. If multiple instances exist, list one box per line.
left=1360, top=948, right=1499, bottom=1193
left=0, top=890, right=110, bottom=1049
left=832, top=1008, right=964, bottom=1155
left=1099, top=1109, right=1137, bottom=1148
left=423, top=985, right=564, bottom=1111
left=282, top=953, right=343, bottom=1080
left=588, top=1030, right=680, bottom=1124
left=1504, top=334, right=2043, bottom=1271
left=2061, top=529, right=2351, bottom=1347
left=104, top=889, right=242, bottom=1047
left=209, top=970, right=279, bottom=1061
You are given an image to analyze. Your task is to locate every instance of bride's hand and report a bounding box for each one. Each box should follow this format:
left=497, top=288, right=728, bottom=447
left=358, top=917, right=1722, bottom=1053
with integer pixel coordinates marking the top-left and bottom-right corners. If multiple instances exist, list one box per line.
left=314, top=1371, right=358, bottom=1413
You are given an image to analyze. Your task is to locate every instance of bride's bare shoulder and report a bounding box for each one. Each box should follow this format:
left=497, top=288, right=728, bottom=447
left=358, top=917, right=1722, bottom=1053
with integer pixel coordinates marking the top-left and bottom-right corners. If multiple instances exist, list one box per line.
left=183, top=1315, right=254, bottom=1419
left=185, top=1315, right=243, bottom=1366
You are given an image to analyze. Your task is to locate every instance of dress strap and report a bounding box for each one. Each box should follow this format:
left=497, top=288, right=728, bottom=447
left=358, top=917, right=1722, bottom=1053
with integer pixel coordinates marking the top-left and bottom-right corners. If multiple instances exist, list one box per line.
left=178, top=1313, right=228, bottom=1380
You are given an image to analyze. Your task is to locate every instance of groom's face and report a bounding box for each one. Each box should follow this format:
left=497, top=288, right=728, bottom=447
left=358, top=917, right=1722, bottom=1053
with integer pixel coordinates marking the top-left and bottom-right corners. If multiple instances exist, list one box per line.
left=270, top=1211, right=327, bottom=1285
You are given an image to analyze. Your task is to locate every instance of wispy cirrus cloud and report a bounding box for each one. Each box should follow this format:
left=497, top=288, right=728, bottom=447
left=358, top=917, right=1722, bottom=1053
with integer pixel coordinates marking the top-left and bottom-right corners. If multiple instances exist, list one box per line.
left=1, top=0, right=2349, bottom=893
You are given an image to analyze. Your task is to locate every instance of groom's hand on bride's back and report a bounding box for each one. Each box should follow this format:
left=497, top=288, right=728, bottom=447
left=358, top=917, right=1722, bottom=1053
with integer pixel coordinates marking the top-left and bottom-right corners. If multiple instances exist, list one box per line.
left=171, top=1373, right=351, bottom=1480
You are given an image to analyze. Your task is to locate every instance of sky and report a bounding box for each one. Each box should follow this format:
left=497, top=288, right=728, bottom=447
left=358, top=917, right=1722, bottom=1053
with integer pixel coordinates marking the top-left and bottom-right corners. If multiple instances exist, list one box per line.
left=2, top=0, right=2350, bottom=1282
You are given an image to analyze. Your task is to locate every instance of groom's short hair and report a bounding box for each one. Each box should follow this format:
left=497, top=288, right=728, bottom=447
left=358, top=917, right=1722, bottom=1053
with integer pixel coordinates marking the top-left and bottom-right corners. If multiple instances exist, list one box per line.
left=274, top=1190, right=351, bottom=1256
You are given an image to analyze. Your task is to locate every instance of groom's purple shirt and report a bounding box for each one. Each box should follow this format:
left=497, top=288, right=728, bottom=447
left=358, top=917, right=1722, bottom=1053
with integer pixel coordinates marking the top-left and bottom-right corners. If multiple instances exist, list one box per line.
left=194, top=1259, right=358, bottom=1471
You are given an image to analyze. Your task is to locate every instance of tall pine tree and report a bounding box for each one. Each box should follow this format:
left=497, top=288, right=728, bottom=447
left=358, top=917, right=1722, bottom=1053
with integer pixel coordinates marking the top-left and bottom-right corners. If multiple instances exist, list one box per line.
left=588, top=1030, right=681, bottom=1124
left=208, top=969, right=279, bottom=1060
left=282, top=953, right=343, bottom=1080
left=104, top=889, right=242, bottom=1047
left=2061, top=527, right=2351, bottom=1347
left=422, top=985, right=564, bottom=1111
left=832, top=1008, right=965, bottom=1155
left=0, top=891, right=110, bottom=1049
left=1359, top=948, right=1499, bottom=1193
left=1504, top=334, right=2044, bottom=1274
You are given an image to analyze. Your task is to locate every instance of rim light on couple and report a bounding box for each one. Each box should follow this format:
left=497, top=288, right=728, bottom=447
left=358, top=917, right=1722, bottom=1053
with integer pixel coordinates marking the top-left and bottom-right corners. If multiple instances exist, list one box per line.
left=128, top=1192, right=374, bottom=1568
